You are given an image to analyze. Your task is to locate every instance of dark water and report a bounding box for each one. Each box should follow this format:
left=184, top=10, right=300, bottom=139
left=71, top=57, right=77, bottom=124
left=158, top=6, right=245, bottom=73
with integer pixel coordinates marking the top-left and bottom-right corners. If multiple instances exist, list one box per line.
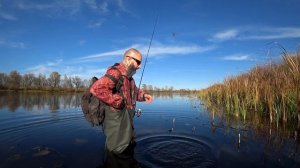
left=0, top=92, right=299, bottom=168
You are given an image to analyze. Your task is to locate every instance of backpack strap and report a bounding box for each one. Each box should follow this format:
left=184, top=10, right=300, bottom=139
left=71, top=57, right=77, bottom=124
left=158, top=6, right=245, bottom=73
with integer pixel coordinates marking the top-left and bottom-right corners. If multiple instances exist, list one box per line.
left=104, top=63, right=124, bottom=94
left=104, top=63, right=129, bottom=109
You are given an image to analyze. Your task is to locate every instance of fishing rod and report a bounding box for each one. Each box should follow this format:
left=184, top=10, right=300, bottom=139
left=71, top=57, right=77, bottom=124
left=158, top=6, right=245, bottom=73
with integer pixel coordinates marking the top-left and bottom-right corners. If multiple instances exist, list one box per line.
left=135, top=15, right=158, bottom=115
left=137, top=15, right=158, bottom=93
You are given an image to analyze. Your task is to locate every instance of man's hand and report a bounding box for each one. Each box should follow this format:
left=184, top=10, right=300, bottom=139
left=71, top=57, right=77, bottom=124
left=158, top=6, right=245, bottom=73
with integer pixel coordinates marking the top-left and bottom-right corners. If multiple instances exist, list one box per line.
left=144, top=94, right=153, bottom=104
left=113, top=95, right=124, bottom=109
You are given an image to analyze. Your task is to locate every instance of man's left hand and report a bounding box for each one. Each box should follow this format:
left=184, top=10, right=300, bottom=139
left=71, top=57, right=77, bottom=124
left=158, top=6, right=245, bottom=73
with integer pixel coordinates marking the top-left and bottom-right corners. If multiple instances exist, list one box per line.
left=144, top=94, right=153, bottom=104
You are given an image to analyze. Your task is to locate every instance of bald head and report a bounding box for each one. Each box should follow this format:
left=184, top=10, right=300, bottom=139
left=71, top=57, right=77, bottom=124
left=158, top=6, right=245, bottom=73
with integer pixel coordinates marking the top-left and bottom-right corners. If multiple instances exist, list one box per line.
left=123, top=48, right=142, bottom=62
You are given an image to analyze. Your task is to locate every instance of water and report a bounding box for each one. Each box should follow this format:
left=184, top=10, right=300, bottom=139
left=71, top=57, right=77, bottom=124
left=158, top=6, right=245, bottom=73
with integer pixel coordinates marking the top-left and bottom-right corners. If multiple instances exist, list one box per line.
left=0, top=92, right=299, bottom=168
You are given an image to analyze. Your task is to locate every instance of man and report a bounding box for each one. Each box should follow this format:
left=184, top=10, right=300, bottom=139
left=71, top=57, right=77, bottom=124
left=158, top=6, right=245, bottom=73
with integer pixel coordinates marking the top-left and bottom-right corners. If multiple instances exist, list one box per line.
left=90, top=48, right=153, bottom=155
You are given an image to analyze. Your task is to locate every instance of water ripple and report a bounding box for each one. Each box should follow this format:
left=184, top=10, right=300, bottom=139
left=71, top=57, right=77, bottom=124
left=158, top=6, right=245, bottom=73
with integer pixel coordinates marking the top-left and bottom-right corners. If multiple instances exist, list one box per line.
left=0, top=110, right=85, bottom=143
left=135, top=134, right=217, bottom=168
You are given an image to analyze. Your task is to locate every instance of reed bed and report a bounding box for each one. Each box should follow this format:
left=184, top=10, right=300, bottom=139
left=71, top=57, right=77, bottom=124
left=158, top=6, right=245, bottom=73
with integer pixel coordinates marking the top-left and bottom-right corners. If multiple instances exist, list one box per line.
left=199, top=48, right=300, bottom=125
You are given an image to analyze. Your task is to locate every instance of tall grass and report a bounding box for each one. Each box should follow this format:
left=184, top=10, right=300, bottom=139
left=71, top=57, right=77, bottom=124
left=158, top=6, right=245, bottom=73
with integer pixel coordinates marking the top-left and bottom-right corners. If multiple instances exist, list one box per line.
left=199, top=48, right=300, bottom=125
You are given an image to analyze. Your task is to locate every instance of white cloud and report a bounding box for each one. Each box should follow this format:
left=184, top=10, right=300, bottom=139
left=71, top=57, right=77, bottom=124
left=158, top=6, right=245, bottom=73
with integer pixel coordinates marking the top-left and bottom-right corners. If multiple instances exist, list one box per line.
left=77, top=43, right=216, bottom=62
left=88, top=20, right=104, bottom=28
left=115, top=0, right=131, bottom=14
left=99, top=1, right=109, bottom=13
left=0, top=12, right=17, bottom=21
left=80, top=48, right=125, bottom=60
left=245, top=27, right=300, bottom=40
left=79, top=67, right=107, bottom=79
left=11, top=0, right=130, bottom=18
left=26, top=64, right=52, bottom=75
left=211, top=29, right=239, bottom=42
left=85, top=0, right=109, bottom=13
left=78, top=40, right=86, bottom=46
left=141, top=45, right=215, bottom=56
left=17, top=2, right=54, bottom=11
left=16, top=1, right=81, bottom=17
left=222, top=54, right=254, bottom=61
left=211, top=26, right=300, bottom=42
left=47, top=59, right=63, bottom=66
left=25, top=59, right=106, bottom=79
left=25, top=59, right=62, bottom=75
left=0, top=40, right=25, bottom=48
left=22, top=42, right=215, bottom=81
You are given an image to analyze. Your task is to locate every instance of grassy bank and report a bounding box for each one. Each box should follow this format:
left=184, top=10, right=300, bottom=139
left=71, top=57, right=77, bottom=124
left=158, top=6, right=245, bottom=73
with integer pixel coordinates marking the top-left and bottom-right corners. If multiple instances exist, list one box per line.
left=199, top=48, right=300, bottom=125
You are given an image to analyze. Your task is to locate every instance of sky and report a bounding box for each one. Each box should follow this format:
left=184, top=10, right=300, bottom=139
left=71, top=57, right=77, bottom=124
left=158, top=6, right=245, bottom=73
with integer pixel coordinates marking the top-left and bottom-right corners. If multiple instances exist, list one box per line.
left=1, top=0, right=300, bottom=89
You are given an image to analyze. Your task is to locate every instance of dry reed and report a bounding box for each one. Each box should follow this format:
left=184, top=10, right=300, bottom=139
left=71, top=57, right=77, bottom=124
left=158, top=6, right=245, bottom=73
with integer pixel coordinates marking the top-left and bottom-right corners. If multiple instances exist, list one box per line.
left=199, top=48, right=300, bottom=124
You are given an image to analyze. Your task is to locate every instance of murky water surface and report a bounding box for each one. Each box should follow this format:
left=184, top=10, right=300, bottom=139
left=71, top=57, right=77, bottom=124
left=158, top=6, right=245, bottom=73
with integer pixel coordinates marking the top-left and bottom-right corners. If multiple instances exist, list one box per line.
left=0, top=92, right=299, bottom=168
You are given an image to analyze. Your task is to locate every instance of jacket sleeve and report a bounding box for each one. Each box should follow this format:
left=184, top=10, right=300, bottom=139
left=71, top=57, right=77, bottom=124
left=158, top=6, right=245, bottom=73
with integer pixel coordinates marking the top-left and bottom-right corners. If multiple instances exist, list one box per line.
left=90, top=69, right=124, bottom=109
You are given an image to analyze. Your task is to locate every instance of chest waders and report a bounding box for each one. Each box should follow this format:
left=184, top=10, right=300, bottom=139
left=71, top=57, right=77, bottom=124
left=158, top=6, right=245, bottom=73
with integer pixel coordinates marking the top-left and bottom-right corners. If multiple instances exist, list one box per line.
left=103, top=106, right=135, bottom=154
left=103, top=64, right=136, bottom=154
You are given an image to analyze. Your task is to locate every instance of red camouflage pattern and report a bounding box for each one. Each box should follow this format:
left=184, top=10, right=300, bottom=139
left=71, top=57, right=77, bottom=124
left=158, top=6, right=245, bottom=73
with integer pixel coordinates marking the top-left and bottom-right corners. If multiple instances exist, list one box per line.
left=90, top=62, right=145, bottom=110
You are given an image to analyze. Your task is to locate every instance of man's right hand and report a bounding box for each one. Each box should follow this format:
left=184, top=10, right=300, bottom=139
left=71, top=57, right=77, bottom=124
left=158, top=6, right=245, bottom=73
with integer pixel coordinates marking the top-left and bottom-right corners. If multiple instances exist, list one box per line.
left=112, top=95, right=124, bottom=109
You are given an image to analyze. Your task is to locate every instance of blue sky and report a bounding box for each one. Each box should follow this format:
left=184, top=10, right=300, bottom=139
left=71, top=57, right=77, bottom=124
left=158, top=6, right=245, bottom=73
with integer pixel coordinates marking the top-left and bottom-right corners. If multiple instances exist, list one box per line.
left=1, top=0, right=300, bottom=89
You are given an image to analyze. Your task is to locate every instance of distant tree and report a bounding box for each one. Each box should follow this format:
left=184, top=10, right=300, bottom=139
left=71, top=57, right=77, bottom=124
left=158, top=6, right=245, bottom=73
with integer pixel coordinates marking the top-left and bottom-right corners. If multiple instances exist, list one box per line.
left=148, top=85, right=153, bottom=91
left=62, top=75, right=73, bottom=89
left=72, top=76, right=82, bottom=90
left=82, top=79, right=90, bottom=88
left=33, top=73, right=47, bottom=89
left=8, top=70, right=22, bottom=90
left=142, top=84, right=148, bottom=91
left=48, top=71, right=61, bottom=88
left=0, top=73, right=9, bottom=89
left=22, top=73, right=35, bottom=89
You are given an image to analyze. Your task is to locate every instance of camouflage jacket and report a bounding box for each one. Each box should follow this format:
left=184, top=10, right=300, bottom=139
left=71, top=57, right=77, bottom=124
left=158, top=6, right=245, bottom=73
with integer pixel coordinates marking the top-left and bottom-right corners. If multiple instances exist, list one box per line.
left=90, top=62, right=145, bottom=110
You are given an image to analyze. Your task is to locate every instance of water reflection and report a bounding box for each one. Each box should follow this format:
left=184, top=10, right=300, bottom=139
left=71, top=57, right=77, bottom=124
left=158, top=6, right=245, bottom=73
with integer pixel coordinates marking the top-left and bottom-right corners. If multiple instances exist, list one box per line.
left=204, top=102, right=300, bottom=167
left=1, top=91, right=300, bottom=167
left=0, top=91, right=82, bottom=112
left=149, top=91, right=198, bottom=100
left=0, top=91, right=197, bottom=112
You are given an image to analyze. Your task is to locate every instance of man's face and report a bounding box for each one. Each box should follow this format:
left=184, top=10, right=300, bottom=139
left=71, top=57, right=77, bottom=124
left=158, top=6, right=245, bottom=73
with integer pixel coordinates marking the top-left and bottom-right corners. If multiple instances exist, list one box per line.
left=128, top=55, right=141, bottom=69
left=127, top=62, right=137, bottom=78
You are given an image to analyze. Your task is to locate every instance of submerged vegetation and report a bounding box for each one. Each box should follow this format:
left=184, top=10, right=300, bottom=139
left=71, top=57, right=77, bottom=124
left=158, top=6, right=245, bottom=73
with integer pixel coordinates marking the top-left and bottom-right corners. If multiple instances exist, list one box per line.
left=199, top=48, right=300, bottom=126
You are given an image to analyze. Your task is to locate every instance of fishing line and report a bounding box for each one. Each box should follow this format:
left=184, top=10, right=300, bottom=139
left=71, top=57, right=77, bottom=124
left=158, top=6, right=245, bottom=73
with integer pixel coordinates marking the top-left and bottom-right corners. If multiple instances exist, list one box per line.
left=137, top=15, right=159, bottom=92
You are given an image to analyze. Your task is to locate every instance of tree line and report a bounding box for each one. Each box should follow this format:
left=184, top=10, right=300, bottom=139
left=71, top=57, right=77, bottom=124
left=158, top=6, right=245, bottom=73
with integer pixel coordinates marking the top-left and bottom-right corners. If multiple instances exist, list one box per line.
left=0, top=70, right=90, bottom=91
left=141, top=84, right=198, bottom=93
left=0, top=70, right=198, bottom=92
